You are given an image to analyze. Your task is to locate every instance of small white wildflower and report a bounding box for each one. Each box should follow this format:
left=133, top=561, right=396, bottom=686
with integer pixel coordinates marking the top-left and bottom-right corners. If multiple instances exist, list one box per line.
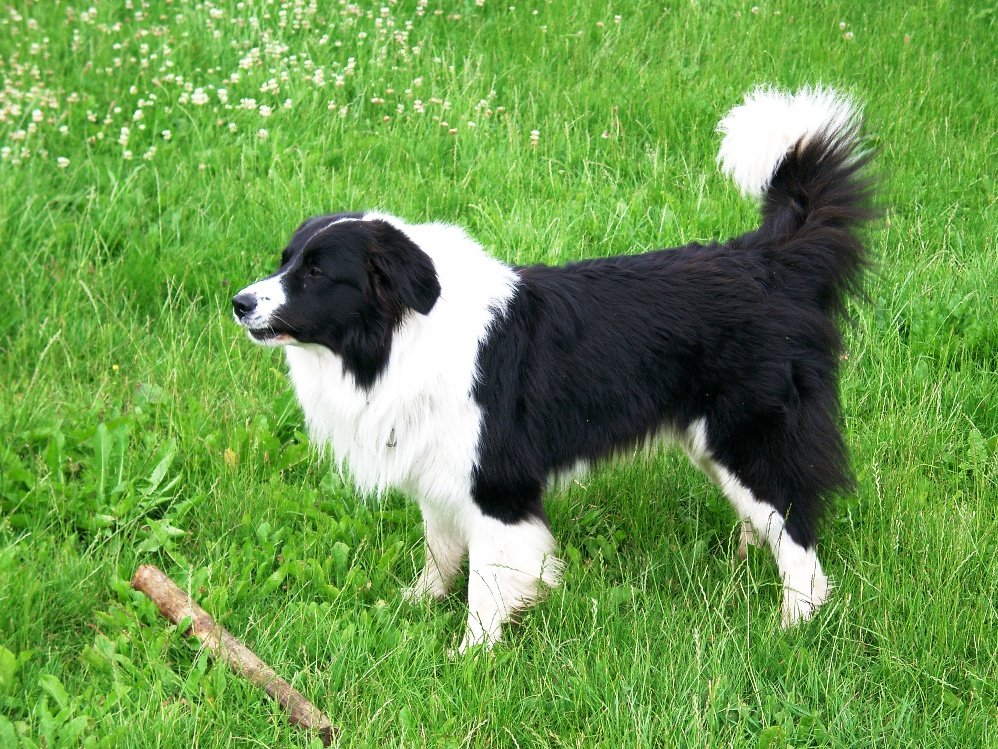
left=228, top=122, right=237, bottom=133
left=217, top=88, right=228, bottom=103
left=844, top=30, right=854, bottom=40
left=240, top=97, right=257, bottom=110
left=57, top=157, right=70, bottom=168
left=122, top=149, right=133, bottom=160
left=258, top=104, right=273, bottom=117
left=32, top=109, right=44, bottom=123
left=143, top=146, right=157, bottom=160
left=257, top=128, right=268, bottom=139
left=191, top=88, right=209, bottom=105
left=283, top=99, right=292, bottom=109
left=133, top=109, right=144, bottom=120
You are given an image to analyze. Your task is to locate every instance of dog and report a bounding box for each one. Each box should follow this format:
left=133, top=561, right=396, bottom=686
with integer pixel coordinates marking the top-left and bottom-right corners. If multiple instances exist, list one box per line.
left=233, top=87, right=874, bottom=652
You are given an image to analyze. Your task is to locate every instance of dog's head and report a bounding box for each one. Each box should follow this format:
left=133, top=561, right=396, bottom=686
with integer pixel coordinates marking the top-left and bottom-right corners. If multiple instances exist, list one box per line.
left=232, top=213, right=441, bottom=387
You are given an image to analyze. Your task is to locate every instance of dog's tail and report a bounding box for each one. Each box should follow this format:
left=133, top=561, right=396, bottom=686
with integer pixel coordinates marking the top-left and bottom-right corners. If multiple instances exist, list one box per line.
left=717, top=86, right=875, bottom=315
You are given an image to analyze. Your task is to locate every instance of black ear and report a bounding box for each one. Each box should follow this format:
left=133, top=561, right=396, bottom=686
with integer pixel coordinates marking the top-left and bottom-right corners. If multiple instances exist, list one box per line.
left=367, top=220, right=441, bottom=315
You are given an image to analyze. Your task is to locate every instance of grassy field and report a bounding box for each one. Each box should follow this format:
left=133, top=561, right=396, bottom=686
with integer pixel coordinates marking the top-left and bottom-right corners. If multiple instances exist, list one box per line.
left=1, top=0, right=996, bottom=746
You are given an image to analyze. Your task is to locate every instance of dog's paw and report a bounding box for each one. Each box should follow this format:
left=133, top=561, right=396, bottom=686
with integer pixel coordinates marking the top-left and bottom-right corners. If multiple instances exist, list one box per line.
left=401, top=571, right=449, bottom=604
left=455, top=628, right=501, bottom=656
left=737, top=521, right=761, bottom=559
left=780, top=572, right=831, bottom=628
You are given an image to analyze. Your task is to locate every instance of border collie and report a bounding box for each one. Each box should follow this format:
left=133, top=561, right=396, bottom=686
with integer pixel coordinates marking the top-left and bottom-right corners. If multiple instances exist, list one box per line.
left=233, top=87, right=874, bottom=652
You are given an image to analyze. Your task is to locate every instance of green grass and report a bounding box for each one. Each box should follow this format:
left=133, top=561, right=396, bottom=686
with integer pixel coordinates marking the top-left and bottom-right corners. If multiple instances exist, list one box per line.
left=1, top=1, right=996, bottom=746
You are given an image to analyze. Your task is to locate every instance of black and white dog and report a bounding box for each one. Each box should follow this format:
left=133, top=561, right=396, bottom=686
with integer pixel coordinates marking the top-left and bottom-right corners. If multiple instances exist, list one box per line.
left=233, top=88, right=874, bottom=652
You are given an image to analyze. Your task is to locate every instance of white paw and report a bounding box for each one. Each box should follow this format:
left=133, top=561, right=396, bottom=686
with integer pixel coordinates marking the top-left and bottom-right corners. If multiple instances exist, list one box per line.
left=401, top=572, right=448, bottom=604
left=780, top=572, right=831, bottom=628
left=737, top=522, right=761, bottom=559
left=456, top=627, right=501, bottom=656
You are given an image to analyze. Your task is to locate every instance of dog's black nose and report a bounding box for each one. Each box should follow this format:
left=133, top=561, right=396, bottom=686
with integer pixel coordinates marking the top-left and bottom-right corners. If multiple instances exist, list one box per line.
left=232, top=293, right=257, bottom=318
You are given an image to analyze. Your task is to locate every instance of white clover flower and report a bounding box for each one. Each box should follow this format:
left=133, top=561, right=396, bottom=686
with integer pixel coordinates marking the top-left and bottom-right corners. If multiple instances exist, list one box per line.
left=32, top=109, right=43, bottom=123
left=217, top=88, right=228, bottom=103
left=57, top=157, right=70, bottom=168
left=191, top=88, right=209, bottom=105
left=162, top=129, right=172, bottom=140
left=257, top=128, right=268, bottom=139
left=258, top=104, right=272, bottom=117
left=240, top=97, right=257, bottom=110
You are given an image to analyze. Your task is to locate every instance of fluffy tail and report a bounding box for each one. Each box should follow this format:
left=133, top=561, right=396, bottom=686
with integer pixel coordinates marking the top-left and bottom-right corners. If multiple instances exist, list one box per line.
left=717, top=86, right=876, bottom=316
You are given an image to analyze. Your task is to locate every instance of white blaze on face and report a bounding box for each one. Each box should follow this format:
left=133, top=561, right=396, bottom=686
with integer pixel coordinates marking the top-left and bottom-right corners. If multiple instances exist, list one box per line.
left=234, top=272, right=292, bottom=345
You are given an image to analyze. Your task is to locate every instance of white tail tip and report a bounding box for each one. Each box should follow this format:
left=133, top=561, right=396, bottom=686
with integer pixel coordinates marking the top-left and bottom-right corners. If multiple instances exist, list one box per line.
left=717, top=87, right=858, bottom=199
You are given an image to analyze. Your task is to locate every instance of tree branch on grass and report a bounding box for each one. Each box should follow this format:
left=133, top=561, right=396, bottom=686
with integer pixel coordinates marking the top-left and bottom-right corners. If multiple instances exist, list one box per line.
left=131, top=564, right=335, bottom=746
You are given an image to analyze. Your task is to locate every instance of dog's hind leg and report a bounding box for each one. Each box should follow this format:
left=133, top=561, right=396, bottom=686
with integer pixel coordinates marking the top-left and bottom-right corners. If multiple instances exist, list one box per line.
left=403, top=504, right=466, bottom=603
left=684, top=418, right=830, bottom=627
left=737, top=521, right=762, bottom=559
left=681, top=419, right=761, bottom=560
left=459, top=513, right=563, bottom=653
left=712, top=466, right=830, bottom=627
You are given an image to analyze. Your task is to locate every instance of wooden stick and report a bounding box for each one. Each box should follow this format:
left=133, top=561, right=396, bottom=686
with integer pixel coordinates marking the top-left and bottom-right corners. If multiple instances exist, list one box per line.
left=131, top=564, right=335, bottom=746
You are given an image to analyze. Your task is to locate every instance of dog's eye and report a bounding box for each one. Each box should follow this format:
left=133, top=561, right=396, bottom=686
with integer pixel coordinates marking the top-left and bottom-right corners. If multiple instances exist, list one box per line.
left=307, top=266, right=323, bottom=277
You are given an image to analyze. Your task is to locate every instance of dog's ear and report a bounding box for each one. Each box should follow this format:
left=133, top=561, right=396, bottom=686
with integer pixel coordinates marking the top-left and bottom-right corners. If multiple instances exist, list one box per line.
left=367, top=220, right=441, bottom=315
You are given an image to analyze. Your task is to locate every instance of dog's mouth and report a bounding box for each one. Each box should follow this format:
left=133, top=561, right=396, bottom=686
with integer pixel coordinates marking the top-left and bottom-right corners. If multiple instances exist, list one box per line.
left=246, top=325, right=294, bottom=344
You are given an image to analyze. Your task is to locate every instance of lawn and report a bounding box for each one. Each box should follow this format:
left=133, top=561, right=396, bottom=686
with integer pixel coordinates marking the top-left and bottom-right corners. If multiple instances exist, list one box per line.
left=1, top=1, right=995, bottom=747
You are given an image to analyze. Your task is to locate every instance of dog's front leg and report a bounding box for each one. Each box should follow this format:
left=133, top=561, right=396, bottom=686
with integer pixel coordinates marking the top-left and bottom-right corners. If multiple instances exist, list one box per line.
left=459, top=514, right=563, bottom=653
left=403, top=504, right=466, bottom=602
